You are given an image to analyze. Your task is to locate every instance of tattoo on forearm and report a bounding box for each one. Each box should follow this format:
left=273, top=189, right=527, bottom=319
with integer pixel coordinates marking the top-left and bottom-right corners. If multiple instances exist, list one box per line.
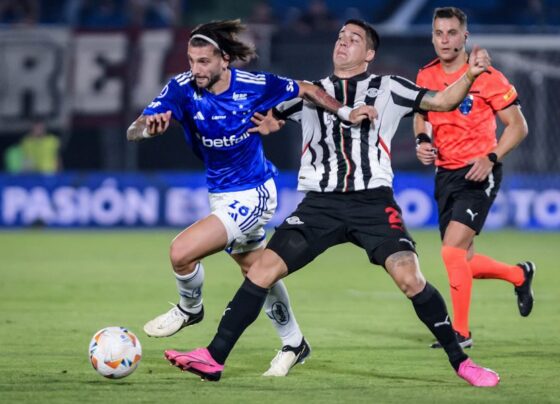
left=419, top=90, right=438, bottom=111
left=127, top=116, right=148, bottom=142
left=304, top=87, right=342, bottom=113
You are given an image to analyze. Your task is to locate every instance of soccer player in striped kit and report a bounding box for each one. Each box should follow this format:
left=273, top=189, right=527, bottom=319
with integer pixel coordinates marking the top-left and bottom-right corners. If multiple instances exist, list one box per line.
left=127, top=19, right=376, bottom=377
left=414, top=7, right=534, bottom=349
left=163, top=19, right=500, bottom=387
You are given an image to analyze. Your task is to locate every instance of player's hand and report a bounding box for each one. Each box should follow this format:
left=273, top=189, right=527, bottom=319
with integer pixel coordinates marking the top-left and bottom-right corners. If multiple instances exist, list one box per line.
left=416, top=142, right=437, bottom=165
left=468, top=45, right=491, bottom=79
left=465, top=155, right=494, bottom=182
left=349, top=105, right=377, bottom=124
left=248, top=110, right=285, bottom=135
left=146, top=111, right=172, bottom=136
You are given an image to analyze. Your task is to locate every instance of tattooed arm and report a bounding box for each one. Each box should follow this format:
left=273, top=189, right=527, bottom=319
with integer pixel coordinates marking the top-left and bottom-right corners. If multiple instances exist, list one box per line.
left=419, top=45, right=490, bottom=112
left=127, top=111, right=172, bottom=142
left=296, top=81, right=377, bottom=124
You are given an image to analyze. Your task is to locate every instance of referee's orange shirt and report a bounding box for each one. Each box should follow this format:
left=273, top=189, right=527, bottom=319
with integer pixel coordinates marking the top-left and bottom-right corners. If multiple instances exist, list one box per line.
left=416, top=59, right=518, bottom=170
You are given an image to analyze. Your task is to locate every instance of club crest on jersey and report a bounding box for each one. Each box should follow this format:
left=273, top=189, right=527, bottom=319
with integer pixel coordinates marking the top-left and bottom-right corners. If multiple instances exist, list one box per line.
left=458, top=94, right=474, bottom=115
left=365, top=88, right=383, bottom=98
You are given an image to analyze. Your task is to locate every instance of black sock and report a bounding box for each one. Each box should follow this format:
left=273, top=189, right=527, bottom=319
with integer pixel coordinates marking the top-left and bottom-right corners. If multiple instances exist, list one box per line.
left=410, top=282, right=468, bottom=371
left=207, top=278, right=269, bottom=365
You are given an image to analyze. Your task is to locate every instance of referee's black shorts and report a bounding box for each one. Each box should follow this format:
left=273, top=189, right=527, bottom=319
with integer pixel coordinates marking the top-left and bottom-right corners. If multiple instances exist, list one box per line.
left=267, top=186, right=416, bottom=273
left=435, top=163, right=503, bottom=239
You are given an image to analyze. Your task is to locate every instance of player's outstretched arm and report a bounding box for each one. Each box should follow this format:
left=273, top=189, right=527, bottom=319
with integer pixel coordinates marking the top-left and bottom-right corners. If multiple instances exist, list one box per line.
left=297, top=81, right=377, bottom=124
left=420, top=45, right=490, bottom=112
left=127, top=111, right=172, bottom=142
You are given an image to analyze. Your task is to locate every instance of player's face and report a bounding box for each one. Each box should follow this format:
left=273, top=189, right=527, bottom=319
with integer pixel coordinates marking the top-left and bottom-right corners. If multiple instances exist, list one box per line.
left=188, top=45, right=228, bottom=89
left=333, top=24, right=374, bottom=70
left=432, top=17, right=468, bottom=62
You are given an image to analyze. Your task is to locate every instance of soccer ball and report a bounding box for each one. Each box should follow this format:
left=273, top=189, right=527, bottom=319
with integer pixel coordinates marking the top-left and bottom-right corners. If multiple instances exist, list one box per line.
left=88, top=327, right=142, bottom=379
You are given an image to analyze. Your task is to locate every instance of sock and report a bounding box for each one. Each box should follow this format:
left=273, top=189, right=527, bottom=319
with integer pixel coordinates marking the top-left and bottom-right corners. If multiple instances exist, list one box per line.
left=207, top=278, right=268, bottom=365
left=469, top=254, right=525, bottom=286
left=441, top=246, right=471, bottom=338
left=264, top=280, right=303, bottom=348
left=175, top=262, right=204, bottom=314
left=411, top=282, right=468, bottom=371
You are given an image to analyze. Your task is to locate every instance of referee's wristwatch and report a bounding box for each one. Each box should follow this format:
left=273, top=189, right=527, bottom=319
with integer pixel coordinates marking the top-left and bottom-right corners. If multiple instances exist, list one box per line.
left=487, top=152, right=498, bottom=164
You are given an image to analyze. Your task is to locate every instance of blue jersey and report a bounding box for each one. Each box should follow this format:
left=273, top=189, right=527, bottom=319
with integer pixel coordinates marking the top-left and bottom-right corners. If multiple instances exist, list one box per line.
left=143, top=68, right=300, bottom=192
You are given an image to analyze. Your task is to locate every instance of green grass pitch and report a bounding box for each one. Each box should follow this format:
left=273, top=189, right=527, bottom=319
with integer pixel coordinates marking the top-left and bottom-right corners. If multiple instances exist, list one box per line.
left=1, top=230, right=559, bottom=403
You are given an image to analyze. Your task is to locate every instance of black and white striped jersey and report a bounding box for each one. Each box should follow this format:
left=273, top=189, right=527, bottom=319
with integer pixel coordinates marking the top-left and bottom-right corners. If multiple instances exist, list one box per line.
left=275, top=72, right=427, bottom=193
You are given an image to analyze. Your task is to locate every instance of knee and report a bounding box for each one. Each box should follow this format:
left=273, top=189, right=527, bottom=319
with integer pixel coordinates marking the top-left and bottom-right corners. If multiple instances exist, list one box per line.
left=397, top=271, right=426, bottom=298
left=386, top=252, right=426, bottom=298
left=169, top=239, right=196, bottom=273
left=246, top=251, right=286, bottom=288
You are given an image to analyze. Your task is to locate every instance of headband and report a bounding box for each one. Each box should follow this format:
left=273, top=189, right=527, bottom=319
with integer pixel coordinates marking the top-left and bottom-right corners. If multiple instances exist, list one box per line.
left=190, top=34, right=222, bottom=52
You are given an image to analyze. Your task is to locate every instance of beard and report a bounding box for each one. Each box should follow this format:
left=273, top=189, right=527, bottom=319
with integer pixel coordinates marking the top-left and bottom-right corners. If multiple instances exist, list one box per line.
left=196, top=71, right=221, bottom=90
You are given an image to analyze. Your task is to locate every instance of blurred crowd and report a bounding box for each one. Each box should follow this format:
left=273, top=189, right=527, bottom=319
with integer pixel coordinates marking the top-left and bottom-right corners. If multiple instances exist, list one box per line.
left=0, top=0, right=558, bottom=29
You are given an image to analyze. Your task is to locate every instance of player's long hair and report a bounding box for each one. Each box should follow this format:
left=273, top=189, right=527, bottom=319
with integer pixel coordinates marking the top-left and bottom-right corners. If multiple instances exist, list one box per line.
left=189, top=19, right=257, bottom=63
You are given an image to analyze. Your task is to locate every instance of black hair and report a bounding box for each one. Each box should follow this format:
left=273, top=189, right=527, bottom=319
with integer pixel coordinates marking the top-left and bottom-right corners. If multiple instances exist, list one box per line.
left=343, top=19, right=380, bottom=51
left=189, top=19, right=257, bottom=63
left=433, top=7, right=468, bottom=27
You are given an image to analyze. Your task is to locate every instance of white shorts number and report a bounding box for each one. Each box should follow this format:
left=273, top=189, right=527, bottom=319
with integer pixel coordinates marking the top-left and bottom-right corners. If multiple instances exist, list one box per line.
left=210, top=178, right=277, bottom=254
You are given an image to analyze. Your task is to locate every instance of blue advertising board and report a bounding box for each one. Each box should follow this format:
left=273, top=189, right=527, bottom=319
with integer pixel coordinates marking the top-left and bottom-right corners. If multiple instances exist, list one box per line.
left=1, top=172, right=559, bottom=229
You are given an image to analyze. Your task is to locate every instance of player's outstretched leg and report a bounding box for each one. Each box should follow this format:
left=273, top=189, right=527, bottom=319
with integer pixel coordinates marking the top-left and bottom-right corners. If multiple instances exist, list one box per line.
left=410, top=282, right=499, bottom=387
left=144, top=262, right=205, bottom=337
left=515, top=261, right=536, bottom=317
left=164, top=277, right=270, bottom=381
left=263, top=280, right=311, bottom=376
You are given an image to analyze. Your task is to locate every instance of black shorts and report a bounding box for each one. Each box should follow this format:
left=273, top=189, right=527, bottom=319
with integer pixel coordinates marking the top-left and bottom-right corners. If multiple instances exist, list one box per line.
left=267, top=187, right=416, bottom=273
left=435, top=163, right=503, bottom=238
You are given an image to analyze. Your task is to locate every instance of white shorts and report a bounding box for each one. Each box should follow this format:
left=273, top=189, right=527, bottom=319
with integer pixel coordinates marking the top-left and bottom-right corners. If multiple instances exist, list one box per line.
left=210, top=178, right=277, bottom=255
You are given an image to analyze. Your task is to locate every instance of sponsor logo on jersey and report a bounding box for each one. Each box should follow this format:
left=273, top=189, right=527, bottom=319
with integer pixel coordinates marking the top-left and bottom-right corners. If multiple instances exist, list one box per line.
left=194, top=111, right=205, bottom=120
left=286, top=80, right=295, bottom=92
left=147, top=101, right=161, bottom=109
left=212, top=115, right=226, bottom=120
left=233, top=92, right=248, bottom=101
left=201, top=132, right=250, bottom=148
left=193, top=92, right=203, bottom=101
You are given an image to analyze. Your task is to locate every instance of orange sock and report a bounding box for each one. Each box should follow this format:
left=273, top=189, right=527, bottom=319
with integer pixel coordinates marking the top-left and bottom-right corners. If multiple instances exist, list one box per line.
left=469, top=254, right=524, bottom=286
left=441, top=245, right=472, bottom=338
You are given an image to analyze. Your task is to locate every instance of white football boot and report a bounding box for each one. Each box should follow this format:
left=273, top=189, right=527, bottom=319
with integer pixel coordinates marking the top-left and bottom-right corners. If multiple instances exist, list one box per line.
left=263, top=338, right=311, bottom=376
left=143, top=303, right=204, bottom=337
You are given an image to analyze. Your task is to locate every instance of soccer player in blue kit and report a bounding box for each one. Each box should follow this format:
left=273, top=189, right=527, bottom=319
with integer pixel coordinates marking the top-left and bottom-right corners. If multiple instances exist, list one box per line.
left=126, top=19, right=376, bottom=376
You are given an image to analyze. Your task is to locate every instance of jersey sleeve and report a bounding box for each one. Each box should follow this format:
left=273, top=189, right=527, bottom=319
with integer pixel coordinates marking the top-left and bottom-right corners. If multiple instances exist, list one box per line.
left=483, top=68, right=518, bottom=111
left=258, top=73, right=300, bottom=111
left=389, top=75, right=428, bottom=115
left=273, top=98, right=303, bottom=123
left=142, top=78, right=188, bottom=121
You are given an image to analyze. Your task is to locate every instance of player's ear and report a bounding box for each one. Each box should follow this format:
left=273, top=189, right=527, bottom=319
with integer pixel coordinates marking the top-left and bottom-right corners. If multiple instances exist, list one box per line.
left=366, top=49, right=375, bottom=63
left=221, top=53, right=230, bottom=69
